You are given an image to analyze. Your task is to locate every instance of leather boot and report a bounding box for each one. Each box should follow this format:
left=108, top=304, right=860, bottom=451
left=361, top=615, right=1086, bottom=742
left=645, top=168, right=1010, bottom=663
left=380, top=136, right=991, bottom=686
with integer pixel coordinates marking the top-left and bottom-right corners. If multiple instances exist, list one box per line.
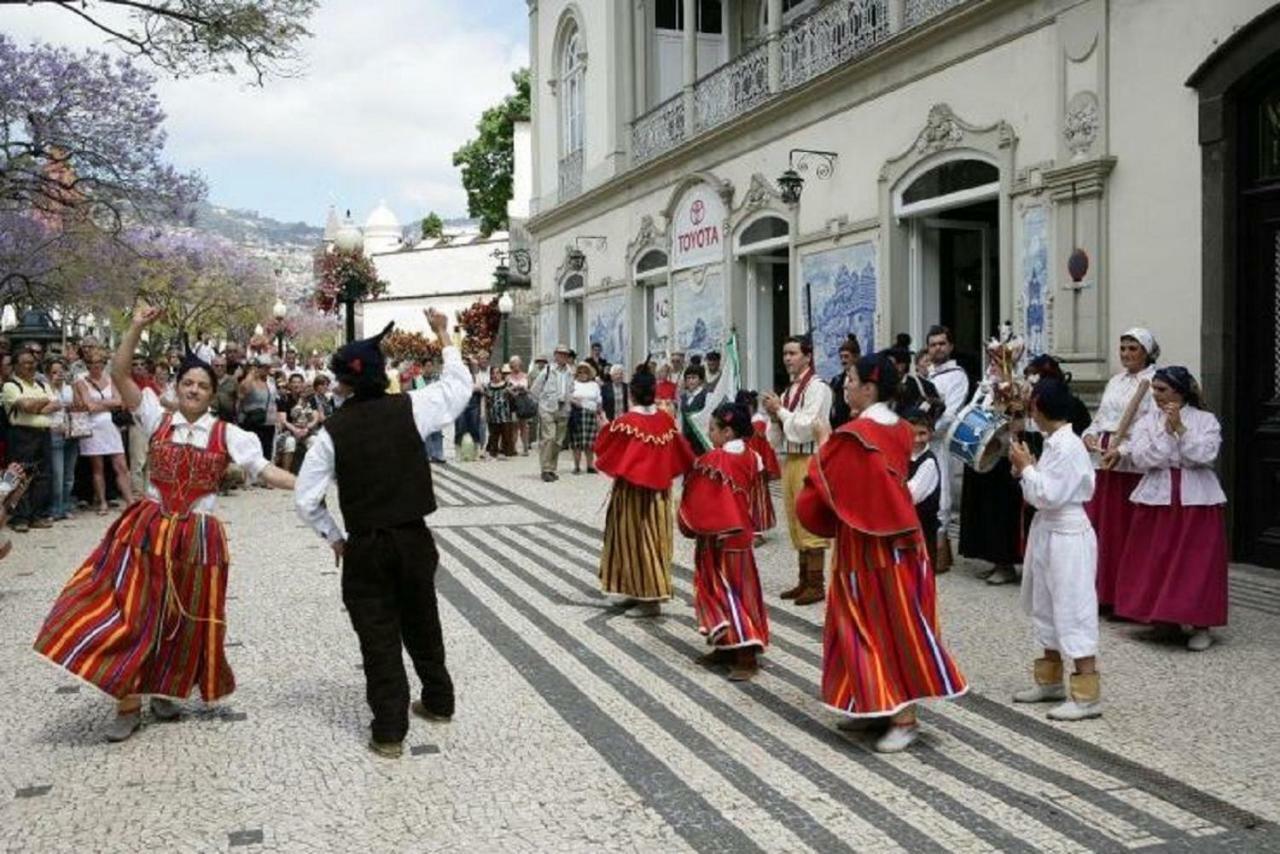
left=780, top=553, right=806, bottom=599
left=793, top=550, right=826, bottom=606
left=1012, top=657, right=1066, bottom=703
left=935, top=535, right=953, bottom=574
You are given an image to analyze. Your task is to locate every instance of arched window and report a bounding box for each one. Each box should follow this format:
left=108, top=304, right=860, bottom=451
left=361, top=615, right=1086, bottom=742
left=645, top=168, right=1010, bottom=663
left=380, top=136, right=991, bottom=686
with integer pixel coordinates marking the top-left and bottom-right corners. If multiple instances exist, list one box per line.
left=896, top=157, right=999, bottom=218
left=635, top=249, right=669, bottom=279
left=734, top=214, right=790, bottom=256
left=561, top=27, right=585, bottom=157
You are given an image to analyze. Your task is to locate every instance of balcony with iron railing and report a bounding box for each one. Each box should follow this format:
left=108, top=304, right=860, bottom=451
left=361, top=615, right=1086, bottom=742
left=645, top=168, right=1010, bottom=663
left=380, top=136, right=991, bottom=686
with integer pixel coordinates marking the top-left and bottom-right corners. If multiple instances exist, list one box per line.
left=631, top=0, right=969, bottom=166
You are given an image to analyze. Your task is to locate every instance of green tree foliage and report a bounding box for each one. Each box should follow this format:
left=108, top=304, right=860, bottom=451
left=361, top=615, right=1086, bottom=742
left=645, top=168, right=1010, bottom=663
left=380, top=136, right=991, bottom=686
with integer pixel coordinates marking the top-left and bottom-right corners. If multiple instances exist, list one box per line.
left=452, top=68, right=529, bottom=237
left=420, top=211, right=444, bottom=240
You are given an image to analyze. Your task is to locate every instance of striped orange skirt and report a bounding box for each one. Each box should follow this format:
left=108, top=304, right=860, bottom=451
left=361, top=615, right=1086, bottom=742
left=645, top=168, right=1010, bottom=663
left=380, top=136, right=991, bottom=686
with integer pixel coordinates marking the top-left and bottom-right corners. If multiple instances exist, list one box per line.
left=33, top=499, right=234, bottom=701
left=822, top=527, right=968, bottom=718
left=598, top=481, right=674, bottom=602
left=692, top=538, right=769, bottom=650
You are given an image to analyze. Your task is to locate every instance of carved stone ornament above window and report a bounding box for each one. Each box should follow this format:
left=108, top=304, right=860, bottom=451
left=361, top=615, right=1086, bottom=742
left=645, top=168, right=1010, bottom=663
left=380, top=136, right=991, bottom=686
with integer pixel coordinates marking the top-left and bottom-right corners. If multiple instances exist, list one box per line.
left=914, top=104, right=966, bottom=154
left=880, top=103, right=1017, bottom=183
left=1063, top=91, right=1101, bottom=162
left=729, top=173, right=787, bottom=232
left=626, top=214, right=668, bottom=266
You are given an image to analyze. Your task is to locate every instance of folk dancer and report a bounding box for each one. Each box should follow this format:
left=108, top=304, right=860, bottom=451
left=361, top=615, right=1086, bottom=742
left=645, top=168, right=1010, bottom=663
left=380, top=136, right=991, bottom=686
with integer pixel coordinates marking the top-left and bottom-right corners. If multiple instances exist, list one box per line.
left=1009, top=378, right=1101, bottom=721
left=763, top=334, right=833, bottom=606
left=898, top=379, right=945, bottom=571
left=739, top=390, right=780, bottom=541
left=678, top=402, right=770, bottom=681
left=294, top=310, right=473, bottom=757
left=1114, top=367, right=1227, bottom=651
left=925, top=325, right=971, bottom=573
left=594, top=366, right=696, bottom=618
left=798, top=353, right=967, bottom=753
left=1083, top=327, right=1159, bottom=610
left=679, top=365, right=712, bottom=455
left=34, top=304, right=298, bottom=743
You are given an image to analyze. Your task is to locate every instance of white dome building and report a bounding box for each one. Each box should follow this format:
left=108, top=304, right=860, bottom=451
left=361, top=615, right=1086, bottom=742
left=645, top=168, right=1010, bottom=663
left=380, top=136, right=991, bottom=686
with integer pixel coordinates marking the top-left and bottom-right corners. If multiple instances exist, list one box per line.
left=362, top=200, right=402, bottom=255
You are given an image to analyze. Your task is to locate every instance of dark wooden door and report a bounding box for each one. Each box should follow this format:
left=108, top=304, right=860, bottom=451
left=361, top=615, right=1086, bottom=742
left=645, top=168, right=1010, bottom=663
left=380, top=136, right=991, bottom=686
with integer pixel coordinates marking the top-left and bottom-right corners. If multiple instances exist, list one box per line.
left=1234, top=72, right=1280, bottom=565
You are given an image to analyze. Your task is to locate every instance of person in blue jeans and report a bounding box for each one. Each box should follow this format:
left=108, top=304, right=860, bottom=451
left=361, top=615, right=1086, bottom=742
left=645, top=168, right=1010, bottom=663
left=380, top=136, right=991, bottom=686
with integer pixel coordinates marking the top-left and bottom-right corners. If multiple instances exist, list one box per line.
left=47, top=359, right=81, bottom=520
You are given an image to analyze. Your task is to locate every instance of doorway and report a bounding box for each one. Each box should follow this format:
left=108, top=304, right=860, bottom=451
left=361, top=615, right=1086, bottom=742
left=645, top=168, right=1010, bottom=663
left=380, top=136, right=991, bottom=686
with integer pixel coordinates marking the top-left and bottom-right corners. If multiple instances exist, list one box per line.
left=1234, top=64, right=1280, bottom=565
left=736, top=214, right=792, bottom=394
left=909, top=198, right=999, bottom=379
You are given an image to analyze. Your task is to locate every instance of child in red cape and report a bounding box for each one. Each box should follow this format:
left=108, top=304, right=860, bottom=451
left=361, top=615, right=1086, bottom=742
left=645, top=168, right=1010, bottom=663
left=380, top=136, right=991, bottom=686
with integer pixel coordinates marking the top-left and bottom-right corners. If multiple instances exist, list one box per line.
left=739, top=390, right=780, bottom=541
left=678, top=401, right=770, bottom=681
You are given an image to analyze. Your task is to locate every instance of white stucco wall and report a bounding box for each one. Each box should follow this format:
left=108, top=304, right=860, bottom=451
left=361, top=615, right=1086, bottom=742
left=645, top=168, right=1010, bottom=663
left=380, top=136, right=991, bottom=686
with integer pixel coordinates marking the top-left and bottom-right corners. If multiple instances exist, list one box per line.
left=362, top=237, right=507, bottom=337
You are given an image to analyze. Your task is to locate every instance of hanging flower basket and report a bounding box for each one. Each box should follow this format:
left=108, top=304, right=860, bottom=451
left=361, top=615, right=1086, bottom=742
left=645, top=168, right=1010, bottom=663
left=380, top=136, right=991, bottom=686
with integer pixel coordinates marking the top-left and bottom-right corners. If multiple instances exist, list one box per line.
left=457, top=297, right=501, bottom=358
left=313, top=248, right=388, bottom=315
left=382, top=330, right=442, bottom=363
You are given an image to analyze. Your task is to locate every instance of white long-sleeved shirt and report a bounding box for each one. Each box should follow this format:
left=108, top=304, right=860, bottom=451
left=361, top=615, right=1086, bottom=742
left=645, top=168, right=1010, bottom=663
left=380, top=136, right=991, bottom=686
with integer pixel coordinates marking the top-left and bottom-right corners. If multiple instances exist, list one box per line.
left=132, top=388, right=270, bottom=515
left=531, top=364, right=573, bottom=415
left=571, top=380, right=600, bottom=413
left=768, top=371, right=833, bottom=453
left=1124, top=406, right=1226, bottom=506
left=294, top=346, right=473, bottom=543
left=1018, top=424, right=1096, bottom=528
left=929, top=361, right=970, bottom=434
left=908, top=450, right=940, bottom=504
left=1082, top=366, right=1156, bottom=472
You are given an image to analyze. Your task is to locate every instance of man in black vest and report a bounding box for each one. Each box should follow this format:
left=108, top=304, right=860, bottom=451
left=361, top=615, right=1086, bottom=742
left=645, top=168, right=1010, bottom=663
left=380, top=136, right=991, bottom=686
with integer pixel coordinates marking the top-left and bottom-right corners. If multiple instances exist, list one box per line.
left=295, top=309, right=472, bottom=757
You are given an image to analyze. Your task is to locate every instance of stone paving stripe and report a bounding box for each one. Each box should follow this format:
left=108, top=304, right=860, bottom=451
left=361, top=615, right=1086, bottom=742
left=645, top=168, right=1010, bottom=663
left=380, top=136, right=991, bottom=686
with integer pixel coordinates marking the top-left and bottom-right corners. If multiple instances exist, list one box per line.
left=225, top=641, right=243, bottom=648
left=432, top=472, right=490, bottom=504
left=434, top=469, right=507, bottom=503
left=1228, top=593, right=1280, bottom=616
left=1233, top=577, right=1280, bottom=597
left=16, top=571, right=33, bottom=577
left=221, top=712, right=248, bottom=722
left=449, top=526, right=943, bottom=854
left=959, top=692, right=1271, bottom=833
left=14, top=785, right=52, bottom=799
left=54, top=685, right=79, bottom=694
left=430, top=548, right=764, bottom=854
left=410, top=744, right=441, bottom=756
left=431, top=482, right=470, bottom=506
left=227, top=829, right=263, bottom=847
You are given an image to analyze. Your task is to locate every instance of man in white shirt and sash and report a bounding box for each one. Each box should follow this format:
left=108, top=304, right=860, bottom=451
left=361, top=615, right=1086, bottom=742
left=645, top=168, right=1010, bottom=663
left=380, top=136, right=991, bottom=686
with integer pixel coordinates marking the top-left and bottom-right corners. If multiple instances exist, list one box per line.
left=763, top=334, right=832, bottom=606
left=926, top=325, right=970, bottom=574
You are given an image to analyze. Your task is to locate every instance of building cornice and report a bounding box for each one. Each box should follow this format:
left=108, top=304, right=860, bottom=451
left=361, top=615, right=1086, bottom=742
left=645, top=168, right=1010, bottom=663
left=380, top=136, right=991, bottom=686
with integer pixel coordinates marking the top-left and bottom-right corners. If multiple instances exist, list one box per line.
left=527, top=0, right=1060, bottom=237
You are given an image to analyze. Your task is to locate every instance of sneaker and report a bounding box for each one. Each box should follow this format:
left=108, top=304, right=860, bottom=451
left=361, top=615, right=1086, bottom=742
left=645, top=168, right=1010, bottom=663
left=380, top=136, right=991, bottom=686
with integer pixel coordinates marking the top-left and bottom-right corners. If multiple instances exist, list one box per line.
left=150, top=697, right=182, bottom=721
left=541, top=472, right=556, bottom=483
left=30, top=518, right=53, bottom=529
left=367, top=738, right=403, bottom=759
left=1047, top=698, right=1102, bottom=721
left=986, top=565, right=1018, bottom=585
left=873, top=723, right=920, bottom=753
left=626, top=602, right=661, bottom=618
left=411, top=700, right=453, bottom=723
left=11, top=521, right=28, bottom=533
left=1012, top=683, right=1065, bottom=703
left=1187, top=630, right=1214, bottom=652
left=105, top=711, right=142, bottom=743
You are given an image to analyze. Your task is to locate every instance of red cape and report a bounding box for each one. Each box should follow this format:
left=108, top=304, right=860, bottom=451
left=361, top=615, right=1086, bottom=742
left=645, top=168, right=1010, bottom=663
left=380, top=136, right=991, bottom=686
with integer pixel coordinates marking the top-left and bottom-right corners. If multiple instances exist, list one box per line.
left=678, top=447, right=756, bottom=539
left=748, top=421, right=781, bottom=479
left=593, top=409, right=695, bottom=491
left=656, top=380, right=678, bottom=402
left=797, top=418, right=919, bottom=539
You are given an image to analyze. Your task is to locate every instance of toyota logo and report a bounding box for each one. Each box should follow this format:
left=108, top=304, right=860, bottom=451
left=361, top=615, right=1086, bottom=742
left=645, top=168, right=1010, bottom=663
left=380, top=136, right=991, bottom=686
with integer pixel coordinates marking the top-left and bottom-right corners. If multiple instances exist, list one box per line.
left=690, top=199, right=706, bottom=225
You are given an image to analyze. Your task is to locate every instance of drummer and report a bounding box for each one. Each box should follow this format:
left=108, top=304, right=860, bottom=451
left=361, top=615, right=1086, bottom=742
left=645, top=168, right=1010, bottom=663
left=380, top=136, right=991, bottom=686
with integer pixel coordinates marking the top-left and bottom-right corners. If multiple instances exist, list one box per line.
left=1082, top=328, right=1159, bottom=612
left=925, top=325, right=970, bottom=574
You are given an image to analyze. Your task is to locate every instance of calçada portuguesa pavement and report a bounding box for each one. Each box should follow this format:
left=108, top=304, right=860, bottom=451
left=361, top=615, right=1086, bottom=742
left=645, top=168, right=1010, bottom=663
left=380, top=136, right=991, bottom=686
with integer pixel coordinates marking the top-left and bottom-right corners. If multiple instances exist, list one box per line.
left=3, top=450, right=1280, bottom=853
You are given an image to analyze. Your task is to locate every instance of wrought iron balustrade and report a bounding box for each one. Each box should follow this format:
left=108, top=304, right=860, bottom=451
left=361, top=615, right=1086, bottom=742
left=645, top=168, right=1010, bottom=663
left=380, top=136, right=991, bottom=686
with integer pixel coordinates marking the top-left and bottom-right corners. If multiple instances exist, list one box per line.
left=632, top=94, right=687, bottom=164
left=693, top=43, right=771, bottom=133
left=780, top=0, right=889, bottom=89
left=905, top=0, right=969, bottom=28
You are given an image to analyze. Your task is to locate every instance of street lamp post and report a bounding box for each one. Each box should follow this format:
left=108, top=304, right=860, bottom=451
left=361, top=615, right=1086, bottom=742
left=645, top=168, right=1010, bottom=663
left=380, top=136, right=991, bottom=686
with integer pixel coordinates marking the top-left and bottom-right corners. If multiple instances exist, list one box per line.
left=272, top=298, right=288, bottom=359
left=497, top=290, right=514, bottom=363
left=333, top=210, right=364, bottom=343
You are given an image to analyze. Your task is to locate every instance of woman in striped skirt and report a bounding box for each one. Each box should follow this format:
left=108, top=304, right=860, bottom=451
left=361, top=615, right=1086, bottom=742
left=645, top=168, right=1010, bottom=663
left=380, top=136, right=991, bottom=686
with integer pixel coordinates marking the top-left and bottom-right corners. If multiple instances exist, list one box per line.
left=33, top=304, right=298, bottom=743
left=593, top=367, right=695, bottom=618
left=798, top=353, right=968, bottom=754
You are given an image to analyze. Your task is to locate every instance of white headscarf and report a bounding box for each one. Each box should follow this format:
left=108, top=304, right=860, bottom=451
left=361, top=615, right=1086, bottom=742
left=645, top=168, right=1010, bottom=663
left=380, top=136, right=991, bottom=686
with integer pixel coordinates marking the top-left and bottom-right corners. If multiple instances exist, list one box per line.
left=1121, top=327, right=1158, bottom=360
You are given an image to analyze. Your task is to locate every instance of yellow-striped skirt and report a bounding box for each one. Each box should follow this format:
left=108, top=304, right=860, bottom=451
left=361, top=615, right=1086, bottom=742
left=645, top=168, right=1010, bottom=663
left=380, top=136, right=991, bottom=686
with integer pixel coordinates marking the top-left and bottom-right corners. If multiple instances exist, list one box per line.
left=598, top=481, right=674, bottom=601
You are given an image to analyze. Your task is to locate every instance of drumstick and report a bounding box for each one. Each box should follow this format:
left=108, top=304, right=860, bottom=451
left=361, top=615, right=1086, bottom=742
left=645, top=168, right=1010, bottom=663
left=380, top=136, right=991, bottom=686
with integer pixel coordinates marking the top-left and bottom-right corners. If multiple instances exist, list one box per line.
left=1103, top=379, right=1150, bottom=470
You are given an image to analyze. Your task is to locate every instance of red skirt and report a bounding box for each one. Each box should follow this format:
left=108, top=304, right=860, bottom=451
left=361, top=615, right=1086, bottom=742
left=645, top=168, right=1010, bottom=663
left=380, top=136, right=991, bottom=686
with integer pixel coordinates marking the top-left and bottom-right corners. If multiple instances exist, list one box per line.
left=823, top=528, right=968, bottom=717
left=1085, top=469, right=1142, bottom=607
left=748, top=473, right=776, bottom=532
left=34, top=500, right=234, bottom=701
left=692, top=538, right=769, bottom=650
left=1114, top=472, right=1228, bottom=627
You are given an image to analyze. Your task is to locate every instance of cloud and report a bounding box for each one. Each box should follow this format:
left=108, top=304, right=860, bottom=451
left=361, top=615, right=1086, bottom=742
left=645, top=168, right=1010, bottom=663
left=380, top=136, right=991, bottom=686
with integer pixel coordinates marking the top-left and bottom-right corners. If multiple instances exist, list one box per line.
left=3, top=0, right=529, bottom=225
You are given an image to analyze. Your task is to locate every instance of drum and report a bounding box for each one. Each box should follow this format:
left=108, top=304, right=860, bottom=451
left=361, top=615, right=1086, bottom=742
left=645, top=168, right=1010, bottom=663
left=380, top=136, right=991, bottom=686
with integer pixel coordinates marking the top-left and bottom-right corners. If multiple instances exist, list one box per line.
left=944, top=404, right=1010, bottom=473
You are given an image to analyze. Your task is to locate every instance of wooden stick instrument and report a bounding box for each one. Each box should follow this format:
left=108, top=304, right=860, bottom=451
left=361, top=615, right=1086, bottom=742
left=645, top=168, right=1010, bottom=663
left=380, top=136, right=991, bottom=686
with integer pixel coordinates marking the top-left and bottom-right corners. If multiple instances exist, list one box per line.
left=1102, top=379, right=1150, bottom=470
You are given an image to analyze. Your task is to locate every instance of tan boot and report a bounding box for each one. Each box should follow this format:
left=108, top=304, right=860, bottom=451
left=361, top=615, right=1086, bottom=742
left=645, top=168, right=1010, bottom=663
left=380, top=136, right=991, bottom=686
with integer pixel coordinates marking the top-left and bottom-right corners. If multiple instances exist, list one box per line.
left=780, top=554, right=806, bottom=600
left=1012, top=657, right=1065, bottom=703
left=793, top=550, right=826, bottom=606
left=1048, top=672, right=1102, bottom=721
left=935, top=535, right=953, bottom=574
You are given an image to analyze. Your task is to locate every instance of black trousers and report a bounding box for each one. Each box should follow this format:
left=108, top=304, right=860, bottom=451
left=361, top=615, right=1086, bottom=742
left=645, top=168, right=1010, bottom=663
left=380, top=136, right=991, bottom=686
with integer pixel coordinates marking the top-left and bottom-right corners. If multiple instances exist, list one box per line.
left=343, top=521, right=453, bottom=743
left=8, top=426, right=51, bottom=524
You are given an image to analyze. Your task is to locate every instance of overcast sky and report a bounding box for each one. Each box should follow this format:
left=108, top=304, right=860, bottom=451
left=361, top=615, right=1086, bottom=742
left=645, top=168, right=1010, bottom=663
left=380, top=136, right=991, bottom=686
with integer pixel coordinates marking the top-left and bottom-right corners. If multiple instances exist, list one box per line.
left=4, top=1, right=529, bottom=227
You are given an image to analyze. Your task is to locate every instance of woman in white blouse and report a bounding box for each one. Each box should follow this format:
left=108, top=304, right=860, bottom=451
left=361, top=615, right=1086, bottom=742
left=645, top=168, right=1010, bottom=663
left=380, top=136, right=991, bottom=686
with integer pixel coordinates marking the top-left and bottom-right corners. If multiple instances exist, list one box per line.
left=1113, top=367, right=1227, bottom=651
left=568, top=362, right=602, bottom=474
left=1082, top=327, right=1159, bottom=611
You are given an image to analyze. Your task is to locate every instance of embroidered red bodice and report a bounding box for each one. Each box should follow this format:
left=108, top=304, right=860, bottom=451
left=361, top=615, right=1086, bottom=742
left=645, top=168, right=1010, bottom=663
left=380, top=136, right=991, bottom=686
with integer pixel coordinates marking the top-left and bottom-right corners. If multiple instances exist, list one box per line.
left=147, top=415, right=230, bottom=516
